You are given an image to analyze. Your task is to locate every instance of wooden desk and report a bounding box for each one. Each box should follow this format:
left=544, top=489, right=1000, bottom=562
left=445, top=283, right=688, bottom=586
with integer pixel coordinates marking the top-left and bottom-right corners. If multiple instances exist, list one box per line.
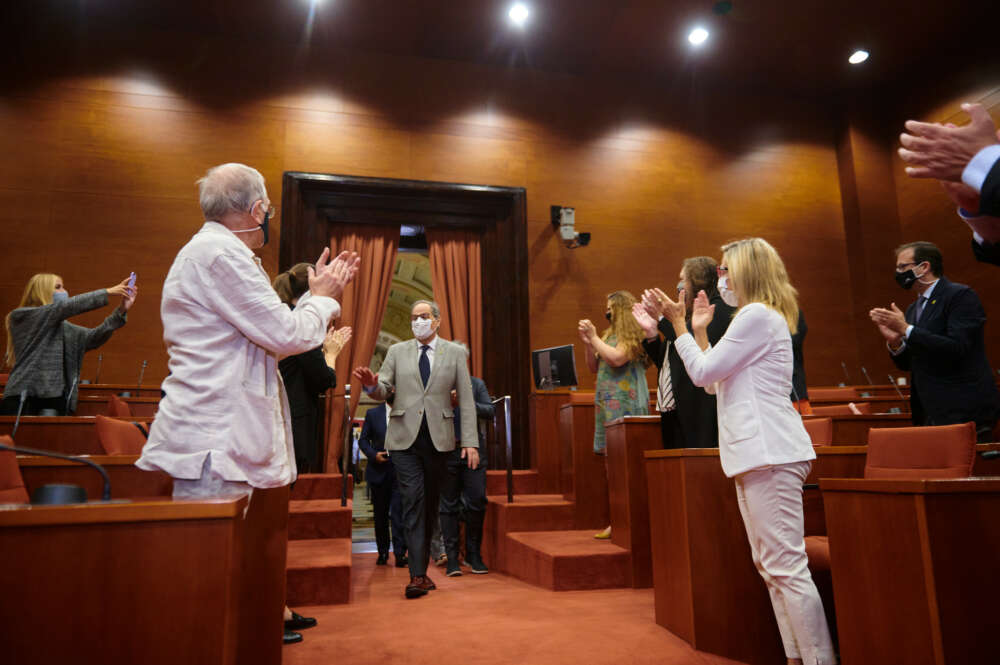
left=803, top=413, right=912, bottom=445
left=0, top=416, right=155, bottom=455
left=74, top=395, right=160, bottom=418
left=17, top=454, right=172, bottom=500
left=643, top=447, right=874, bottom=665
left=822, top=478, right=1000, bottom=665
left=529, top=390, right=572, bottom=493
left=558, top=401, right=608, bottom=529
left=0, top=498, right=246, bottom=665
left=605, top=415, right=661, bottom=588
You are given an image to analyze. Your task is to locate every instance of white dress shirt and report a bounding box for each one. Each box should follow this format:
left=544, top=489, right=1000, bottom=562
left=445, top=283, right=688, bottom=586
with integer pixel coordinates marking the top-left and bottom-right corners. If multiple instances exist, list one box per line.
left=673, top=303, right=815, bottom=477
left=137, top=222, right=339, bottom=488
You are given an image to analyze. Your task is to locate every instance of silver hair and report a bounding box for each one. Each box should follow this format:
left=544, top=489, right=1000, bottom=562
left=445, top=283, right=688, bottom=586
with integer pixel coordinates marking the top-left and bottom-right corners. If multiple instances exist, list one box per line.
left=196, top=163, right=267, bottom=220
left=411, top=299, right=441, bottom=319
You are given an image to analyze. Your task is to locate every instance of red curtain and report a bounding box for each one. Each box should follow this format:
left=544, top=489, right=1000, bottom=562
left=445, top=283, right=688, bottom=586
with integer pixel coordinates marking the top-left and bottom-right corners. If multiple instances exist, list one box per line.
left=323, top=226, right=399, bottom=471
left=427, top=228, right=483, bottom=378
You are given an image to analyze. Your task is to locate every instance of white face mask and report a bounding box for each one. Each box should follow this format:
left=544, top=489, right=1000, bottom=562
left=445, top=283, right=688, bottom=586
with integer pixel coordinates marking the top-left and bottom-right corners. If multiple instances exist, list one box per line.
left=411, top=317, right=435, bottom=340
left=718, top=276, right=739, bottom=308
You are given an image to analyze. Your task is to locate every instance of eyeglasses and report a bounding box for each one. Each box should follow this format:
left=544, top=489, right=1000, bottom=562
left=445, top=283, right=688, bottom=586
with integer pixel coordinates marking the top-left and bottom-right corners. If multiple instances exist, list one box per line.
left=716, top=266, right=729, bottom=275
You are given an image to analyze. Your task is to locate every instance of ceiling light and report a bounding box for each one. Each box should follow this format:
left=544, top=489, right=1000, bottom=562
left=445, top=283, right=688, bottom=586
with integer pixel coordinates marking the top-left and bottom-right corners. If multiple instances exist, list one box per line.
left=508, top=3, right=530, bottom=28
left=688, top=27, right=709, bottom=46
left=848, top=49, right=869, bottom=65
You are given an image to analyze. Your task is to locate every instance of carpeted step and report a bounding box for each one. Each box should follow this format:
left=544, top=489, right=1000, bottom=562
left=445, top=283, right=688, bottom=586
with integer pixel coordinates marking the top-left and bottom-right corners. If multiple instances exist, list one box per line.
left=504, top=530, right=630, bottom=591
left=286, top=538, right=352, bottom=606
left=289, top=499, right=353, bottom=540
left=290, top=473, right=353, bottom=500
left=483, top=494, right=574, bottom=573
left=485, top=469, right=540, bottom=495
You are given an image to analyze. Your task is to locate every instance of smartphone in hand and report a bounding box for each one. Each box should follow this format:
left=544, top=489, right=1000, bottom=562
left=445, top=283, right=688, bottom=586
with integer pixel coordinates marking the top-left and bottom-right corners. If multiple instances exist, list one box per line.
left=127, top=272, right=137, bottom=289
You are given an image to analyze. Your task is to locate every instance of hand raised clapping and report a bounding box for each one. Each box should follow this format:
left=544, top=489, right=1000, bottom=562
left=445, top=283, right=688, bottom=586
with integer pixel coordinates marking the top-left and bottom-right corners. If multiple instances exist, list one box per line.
left=577, top=319, right=598, bottom=345
left=631, top=302, right=659, bottom=338
left=690, top=290, right=715, bottom=332
left=308, top=248, right=361, bottom=301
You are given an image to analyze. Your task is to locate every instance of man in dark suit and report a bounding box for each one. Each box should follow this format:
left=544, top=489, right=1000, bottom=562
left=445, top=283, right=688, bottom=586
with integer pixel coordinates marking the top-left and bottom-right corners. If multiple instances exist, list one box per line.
left=353, top=299, right=477, bottom=599
left=358, top=396, right=407, bottom=568
left=440, top=374, right=494, bottom=577
left=871, top=241, right=999, bottom=440
left=634, top=256, right=736, bottom=449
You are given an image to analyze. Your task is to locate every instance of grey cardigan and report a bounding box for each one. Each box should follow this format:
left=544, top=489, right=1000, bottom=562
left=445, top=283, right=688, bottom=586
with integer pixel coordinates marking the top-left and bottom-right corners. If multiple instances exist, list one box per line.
left=6, top=289, right=127, bottom=411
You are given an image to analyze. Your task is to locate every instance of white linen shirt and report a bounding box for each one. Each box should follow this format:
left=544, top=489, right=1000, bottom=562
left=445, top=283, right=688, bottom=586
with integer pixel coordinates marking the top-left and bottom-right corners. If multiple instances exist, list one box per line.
left=673, top=303, right=815, bottom=478
left=136, top=222, right=339, bottom=488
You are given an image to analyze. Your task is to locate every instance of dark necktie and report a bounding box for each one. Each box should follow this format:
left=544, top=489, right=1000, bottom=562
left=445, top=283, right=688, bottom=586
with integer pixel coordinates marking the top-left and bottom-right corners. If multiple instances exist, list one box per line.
left=915, top=295, right=928, bottom=322
left=419, top=345, right=431, bottom=387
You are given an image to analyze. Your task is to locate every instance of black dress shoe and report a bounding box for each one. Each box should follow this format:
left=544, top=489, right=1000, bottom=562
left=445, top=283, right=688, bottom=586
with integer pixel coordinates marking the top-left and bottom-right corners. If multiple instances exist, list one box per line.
left=446, top=560, right=463, bottom=577
left=284, top=611, right=317, bottom=631
left=376, top=553, right=388, bottom=565
left=395, top=554, right=408, bottom=568
left=405, top=577, right=428, bottom=599
left=466, top=554, right=489, bottom=574
left=283, top=630, right=303, bottom=645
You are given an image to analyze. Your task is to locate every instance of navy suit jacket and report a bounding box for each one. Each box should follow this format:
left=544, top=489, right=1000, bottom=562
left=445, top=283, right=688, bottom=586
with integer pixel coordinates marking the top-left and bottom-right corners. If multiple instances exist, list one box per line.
left=890, top=276, right=999, bottom=430
left=359, top=404, right=394, bottom=486
left=971, top=158, right=1000, bottom=265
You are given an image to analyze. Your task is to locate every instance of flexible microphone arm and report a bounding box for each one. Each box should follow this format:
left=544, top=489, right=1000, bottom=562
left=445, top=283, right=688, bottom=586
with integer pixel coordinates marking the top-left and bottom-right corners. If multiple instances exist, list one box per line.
left=840, top=361, right=851, bottom=384
left=887, top=375, right=907, bottom=400
left=0, top=441, right=112, bottom=501
left=94, top=353, right=104, bottom=384
left=137, top=360, right=148, bottom=389
left=860, top=366, right=874, bottom=385
left=12, top=390, right=27, bottom=438
left=65, top=376, right=79, bottom=414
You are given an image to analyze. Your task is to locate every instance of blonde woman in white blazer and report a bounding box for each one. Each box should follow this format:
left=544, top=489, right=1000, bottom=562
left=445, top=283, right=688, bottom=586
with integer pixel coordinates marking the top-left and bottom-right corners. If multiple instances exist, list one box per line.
left=655, top=238, right=835, bottom=665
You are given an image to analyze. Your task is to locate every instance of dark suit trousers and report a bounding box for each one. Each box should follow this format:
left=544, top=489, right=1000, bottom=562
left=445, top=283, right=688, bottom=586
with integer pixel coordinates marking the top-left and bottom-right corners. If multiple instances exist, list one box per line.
left=658, top=410, right=684, bottom=449
left=392, top=420, right=447, bottom=577
left=439, top=450, right=488, bottom=557
left=370, top=475, right=406, bottom=557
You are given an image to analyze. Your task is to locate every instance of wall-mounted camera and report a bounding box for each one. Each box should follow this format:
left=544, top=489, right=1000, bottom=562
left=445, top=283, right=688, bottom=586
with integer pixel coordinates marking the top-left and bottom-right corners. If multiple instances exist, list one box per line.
left=551, top=205, right=590, bottom=249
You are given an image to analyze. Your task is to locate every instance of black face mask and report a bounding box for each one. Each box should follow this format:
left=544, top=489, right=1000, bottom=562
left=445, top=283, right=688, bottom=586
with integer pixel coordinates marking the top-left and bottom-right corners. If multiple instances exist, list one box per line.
left=895, top=265, right=923, bottom=290
left=258, top=208, right=270, bottom=246
left=605, top=311, right=612, bottom=322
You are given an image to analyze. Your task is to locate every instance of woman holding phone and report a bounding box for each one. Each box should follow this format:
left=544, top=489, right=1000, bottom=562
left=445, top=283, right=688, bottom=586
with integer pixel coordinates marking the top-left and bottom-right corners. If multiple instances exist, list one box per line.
left=655, top=238, right=834, bottom=665
left=2, top=273, right=137, bottom=415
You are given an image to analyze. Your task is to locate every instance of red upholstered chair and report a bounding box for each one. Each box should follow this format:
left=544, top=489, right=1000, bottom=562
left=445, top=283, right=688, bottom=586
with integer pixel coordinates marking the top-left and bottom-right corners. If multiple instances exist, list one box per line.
left=808, top=387, right=858, bottom=401
left=105, top=394, right=132, bottom=418
left=0, top=435, right=29, bottom=504
left=809, top=402, right=872, bottom=416
left=805, top=421, right=976, bottom=570
left=802, top=417, right=833, bottom=446
left=95, top=414, right=147, bottom=455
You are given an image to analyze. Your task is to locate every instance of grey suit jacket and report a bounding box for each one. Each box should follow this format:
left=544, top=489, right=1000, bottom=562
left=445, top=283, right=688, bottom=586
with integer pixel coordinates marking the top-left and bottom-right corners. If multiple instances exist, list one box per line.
left=370, top=337, right=477, bottom=452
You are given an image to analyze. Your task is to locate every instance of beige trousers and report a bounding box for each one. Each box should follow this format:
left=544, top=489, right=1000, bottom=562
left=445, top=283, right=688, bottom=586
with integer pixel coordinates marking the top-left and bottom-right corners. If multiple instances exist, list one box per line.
left=735, top=461, right=836, bottom=665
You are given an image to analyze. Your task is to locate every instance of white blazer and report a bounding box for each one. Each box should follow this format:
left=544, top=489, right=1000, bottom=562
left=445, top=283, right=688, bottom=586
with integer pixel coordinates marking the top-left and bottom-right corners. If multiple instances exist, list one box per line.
left=673, top=303, right=815, bottom=477
left=137, top=222, right=339, bottom=489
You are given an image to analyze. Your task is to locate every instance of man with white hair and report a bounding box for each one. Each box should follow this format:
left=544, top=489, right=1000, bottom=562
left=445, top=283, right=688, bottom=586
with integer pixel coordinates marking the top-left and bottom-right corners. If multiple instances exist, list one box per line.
left=137, top=162, right=359, bottom=652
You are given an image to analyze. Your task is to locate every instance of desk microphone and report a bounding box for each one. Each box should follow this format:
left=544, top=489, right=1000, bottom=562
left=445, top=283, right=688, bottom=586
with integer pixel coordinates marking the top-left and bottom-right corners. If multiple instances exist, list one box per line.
left=860, top=366, right=874, bottom=385
left=341, top=383, right=351, bottom=508
left=840, top=361, right=851, bottom=387
left=0, top=440, right=112, bottom=503
left=94, top=353, right=104, bottom=384
left=12, top=390, right=27, bottom=438
left=65, top=376, right=79, bottom=415
left=137, top=360, right=148, bottom=389
left=887, top=375, right=906, bottom=400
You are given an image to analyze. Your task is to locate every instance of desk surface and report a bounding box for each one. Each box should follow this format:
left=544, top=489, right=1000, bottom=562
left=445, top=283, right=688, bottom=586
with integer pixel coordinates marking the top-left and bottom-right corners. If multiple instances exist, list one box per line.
left=0, top=497, right=245, bottom=526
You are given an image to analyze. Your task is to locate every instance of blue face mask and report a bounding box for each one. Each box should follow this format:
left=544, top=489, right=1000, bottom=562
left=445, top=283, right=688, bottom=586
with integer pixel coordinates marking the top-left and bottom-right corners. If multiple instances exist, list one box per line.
left=52, top=291, right=69, bottom=303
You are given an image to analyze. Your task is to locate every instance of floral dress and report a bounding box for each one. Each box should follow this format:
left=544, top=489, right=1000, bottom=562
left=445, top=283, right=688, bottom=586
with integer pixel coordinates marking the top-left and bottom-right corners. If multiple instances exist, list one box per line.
left=593, top=335, right=649, bottom=454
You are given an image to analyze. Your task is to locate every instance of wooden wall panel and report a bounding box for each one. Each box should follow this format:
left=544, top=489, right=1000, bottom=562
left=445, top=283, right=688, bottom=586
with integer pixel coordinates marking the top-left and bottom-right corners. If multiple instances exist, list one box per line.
left=2, top=38, right=857, bottom=392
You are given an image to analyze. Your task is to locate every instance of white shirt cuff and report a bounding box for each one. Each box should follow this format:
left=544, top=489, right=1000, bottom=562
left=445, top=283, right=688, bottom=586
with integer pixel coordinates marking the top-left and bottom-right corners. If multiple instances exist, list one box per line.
left=889, top=339, right=907, bottom=356
left=962, top=145, right=1000, bottom=193
left=904, top=324, right=914, bottom=339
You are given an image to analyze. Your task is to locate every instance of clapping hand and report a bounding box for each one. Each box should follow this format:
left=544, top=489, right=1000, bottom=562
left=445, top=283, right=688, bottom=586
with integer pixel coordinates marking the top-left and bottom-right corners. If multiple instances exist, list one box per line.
left=324, top=326, right=352, bottom=357
left=899, top=103, right=1000, bottom=181
left=690, top=290, right=715, bottom=332
left=869, top=303, right=907, bottom=335
left=940, top=180, right=981, bottom=213
left=631, top=302, right=659, bottom=338
left=308, top=249, right=361, bottom=300
left=577, top=319, right=598, bottom=345
left=655, top=288, right=687, bottom=328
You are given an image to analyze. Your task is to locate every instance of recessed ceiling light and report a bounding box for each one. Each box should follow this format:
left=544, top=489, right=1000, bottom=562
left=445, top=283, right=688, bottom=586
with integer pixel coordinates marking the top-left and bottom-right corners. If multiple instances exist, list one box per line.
left=688, top=27, right=709, bottom=46
left=508, top=3, right=530, bottom=28
left=848, top=49, right=870, bottom=65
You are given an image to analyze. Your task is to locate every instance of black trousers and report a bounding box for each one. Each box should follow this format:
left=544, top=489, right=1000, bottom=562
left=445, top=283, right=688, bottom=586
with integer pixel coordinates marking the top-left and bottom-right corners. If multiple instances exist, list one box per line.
left=370, top=475, right=407, bottom=558
left=439, top=449, right=488, bottom=558
left=0, top=394, right=66, bottom=416
left=659, top=409, right=684, bottom=449
left=391, top=420, right=447, bottom=577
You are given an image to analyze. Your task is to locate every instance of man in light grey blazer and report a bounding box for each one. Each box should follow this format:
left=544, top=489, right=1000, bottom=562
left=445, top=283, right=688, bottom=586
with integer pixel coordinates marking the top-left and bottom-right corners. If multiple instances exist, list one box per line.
left=354, top=300, right=477, bottom=598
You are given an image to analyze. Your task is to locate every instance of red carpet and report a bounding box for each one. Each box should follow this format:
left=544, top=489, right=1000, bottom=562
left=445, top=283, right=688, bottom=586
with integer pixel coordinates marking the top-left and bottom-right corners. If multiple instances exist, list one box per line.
left=283, top=552, right=746, bottom=665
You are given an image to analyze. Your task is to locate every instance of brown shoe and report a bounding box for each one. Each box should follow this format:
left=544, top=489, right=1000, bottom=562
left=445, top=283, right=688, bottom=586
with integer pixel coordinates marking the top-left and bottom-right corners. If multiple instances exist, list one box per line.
left=405, top=576, right=429, bottom=599
left=418, top=574, right=436, bottom=591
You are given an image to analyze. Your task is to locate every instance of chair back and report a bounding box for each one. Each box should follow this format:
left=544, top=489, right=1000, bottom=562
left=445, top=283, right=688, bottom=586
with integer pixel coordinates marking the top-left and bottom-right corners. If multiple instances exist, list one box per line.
left=0, top=435, right=29, bottom=504
left=808, top=387, right=858, bottom=401
left=865, top=422, right=976, bottom=479
left=95, top=415, right=147, bottom=455
left=802, top=417, right=833, bottom=446
left=105, top=395, right=132, bottom=418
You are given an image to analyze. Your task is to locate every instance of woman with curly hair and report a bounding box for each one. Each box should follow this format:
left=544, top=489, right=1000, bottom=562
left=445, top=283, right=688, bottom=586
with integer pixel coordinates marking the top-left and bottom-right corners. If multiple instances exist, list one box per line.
left=577, top=289, right=650, bottom=539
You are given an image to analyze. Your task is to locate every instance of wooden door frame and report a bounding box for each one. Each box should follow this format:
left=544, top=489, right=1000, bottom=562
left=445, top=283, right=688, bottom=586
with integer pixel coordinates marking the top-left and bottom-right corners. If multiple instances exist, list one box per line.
left=279, top=171, right=531, bottom=468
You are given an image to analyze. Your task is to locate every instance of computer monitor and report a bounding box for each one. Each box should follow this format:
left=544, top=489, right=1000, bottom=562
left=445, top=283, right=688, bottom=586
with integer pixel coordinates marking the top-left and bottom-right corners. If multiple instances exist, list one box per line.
left=531, top=344, right=579, bottom=390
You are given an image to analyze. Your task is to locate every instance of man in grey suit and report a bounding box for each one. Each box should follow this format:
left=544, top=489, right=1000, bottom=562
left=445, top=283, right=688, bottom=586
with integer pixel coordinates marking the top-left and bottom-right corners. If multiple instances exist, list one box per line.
left=353, top=300, right=478, bottom=598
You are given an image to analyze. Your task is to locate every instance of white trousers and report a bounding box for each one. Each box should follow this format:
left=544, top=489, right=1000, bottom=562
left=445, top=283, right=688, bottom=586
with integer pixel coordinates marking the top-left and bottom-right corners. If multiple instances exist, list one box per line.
left=734, top=461, right=836, bottom=665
